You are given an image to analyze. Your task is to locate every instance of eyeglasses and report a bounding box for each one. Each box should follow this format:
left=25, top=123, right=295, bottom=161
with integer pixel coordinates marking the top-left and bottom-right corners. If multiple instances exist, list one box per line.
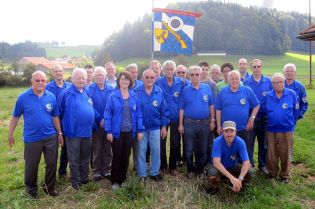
left=145, top=76, right=155, bottom=80
left=252, top=66, right=261, bottom=69
left=272, top=81, right=284, bottom=85
left=190, top=73, right=200, bottom=77
left=176, top=71, right=186, bottom=74
left=34, top=79, right=46, bottom=83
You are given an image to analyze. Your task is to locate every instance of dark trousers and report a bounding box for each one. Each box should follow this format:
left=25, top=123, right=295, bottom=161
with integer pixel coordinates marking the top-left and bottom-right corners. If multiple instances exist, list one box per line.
left=252, top=117, right=268, bottom=168
left=24, top=135, right=58, bottom=194
left=207, top=131, right=214, bottom=164
left=168, top=121, right=181, bottom=171
left=237, top=129, right=254, bottom=166
left=184, top=119, right=209, bottom=173
left=111, top=132, right=133, bottom=184
left=58, top=137, right=68, bottom=175
left=66, top=137, right=91, bottom=186
left=93, top=128, right=112, bottom=176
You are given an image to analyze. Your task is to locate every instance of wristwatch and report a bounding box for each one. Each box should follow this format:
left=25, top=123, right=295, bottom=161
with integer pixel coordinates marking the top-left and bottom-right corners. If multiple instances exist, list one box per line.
left=251, top=115, right=256, bottom=120
left=57, top=132, right=63, bottom=135
left=238, top=176, right=244, bottom=181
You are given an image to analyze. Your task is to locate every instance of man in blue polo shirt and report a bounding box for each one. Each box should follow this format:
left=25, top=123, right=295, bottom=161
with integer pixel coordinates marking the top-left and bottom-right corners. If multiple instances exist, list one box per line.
left=244, top=59, right=272, bottom=174
left=238, top=58, right=250, bottom=82
left=46, top=64, right=71, bottom=177
left=135, top=69, right=170, bottom=181
left=206, top=121, right=252, bottom=195
left=266, top=73, right=299, bottom=184
left=57, top=68, right=95, bottom=190
left=8, top=71, right=63, bottom=198
left=216, top=70, right=260, bottom=167
left=155, top=60, right=184, bottom=176
left=178, top=65, right=215, bottom=179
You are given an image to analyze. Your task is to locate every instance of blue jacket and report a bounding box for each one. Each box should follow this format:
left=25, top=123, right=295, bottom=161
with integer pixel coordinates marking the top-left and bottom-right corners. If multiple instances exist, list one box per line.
left=134, top=84, right=170, bottom=131
left=266, top=88, right=299, bottom=132
left=285, top=80, right=308, bottom=119
left=104, top=89, right=144, bottom=139
left=244, top=75, right=273, bottom=118
left=155, top=76, right=184, bottom=122
left=88, top=83, right=114, bottom=130
left=57, top=85, right=95, bottom=138
left=46, top=80, right=72, bottom=99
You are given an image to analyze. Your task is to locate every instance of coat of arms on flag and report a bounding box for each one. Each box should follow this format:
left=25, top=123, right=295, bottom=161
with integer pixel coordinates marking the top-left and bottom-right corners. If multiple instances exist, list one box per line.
left=153, top=8, right=201, bottom=55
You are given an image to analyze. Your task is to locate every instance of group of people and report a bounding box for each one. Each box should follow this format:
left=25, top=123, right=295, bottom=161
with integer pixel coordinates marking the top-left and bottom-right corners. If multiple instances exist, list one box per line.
left=8, top=58, right=308, bottom=198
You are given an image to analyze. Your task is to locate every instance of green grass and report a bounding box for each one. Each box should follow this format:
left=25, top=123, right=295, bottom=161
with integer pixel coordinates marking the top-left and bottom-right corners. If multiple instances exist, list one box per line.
left=45, top=45, right=100, bottom=59
left=0, top=81, right=314, bottom=208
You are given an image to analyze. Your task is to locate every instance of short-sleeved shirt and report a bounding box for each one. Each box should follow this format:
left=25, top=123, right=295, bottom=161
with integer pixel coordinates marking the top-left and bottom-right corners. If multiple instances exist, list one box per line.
left=212, top=135, right=249, bottom=169
left=13, top=88, right=57, bottom=143
left=45, top=80, right=71, bottom=99
left=179, top=83, right=213, bottom=120
left=216, top=85, right=260, bottom=131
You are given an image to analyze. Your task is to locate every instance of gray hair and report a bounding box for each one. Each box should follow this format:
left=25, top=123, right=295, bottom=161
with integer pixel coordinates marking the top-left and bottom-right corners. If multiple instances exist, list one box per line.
left=176, top=65, right=187, bottom=72
left=71, top=68, right=87, bottom=83
left=210, top=64, right=221, bottom=72
left=149, top=59, right=161, bottom=68
left=142, top=69, right=155, bottom=77
left=188, top=65, right=202, bottom=74
left=94, top=66, right=107, bottom=76
left=271, top=72, right=285, bottom=82
left=161, top=60, right=176, bottom=71
left=283, top=63, right=296, bottom=72
left=126, top=63, right=138, bottom=71
left=227, top=70, right=241, bottom=80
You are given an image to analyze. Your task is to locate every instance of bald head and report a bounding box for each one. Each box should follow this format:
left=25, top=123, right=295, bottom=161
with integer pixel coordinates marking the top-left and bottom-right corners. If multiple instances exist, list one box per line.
left=31, top=71, right=47, bottom=94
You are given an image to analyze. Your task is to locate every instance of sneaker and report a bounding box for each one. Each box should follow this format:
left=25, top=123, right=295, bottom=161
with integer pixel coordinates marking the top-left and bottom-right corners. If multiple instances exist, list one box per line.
left=177, top=161, right=184, bottom=167
left=94, top=175, right=102, bottom=182
left=198, top=172, right=206, bottom=179
left=72, top=184, right=81, bottom=190
left=102, top=173, right=111, bottom=180
left=259, top=167, right=269, bottom=175
left=42, top=187, right=59, bottom=197
left=150, top=174, right=163, bottom=181
left=112, top=183, right=120, bottom=191
left=205, top=187, right=219, bottom=195
left=281, top=178, right=290, bottom=184
left=187, top=172, right=195, bottom=179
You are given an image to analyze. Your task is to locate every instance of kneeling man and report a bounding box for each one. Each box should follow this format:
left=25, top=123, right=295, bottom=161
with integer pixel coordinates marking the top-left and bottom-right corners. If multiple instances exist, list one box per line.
left=206, top=121, right=252, bottom=194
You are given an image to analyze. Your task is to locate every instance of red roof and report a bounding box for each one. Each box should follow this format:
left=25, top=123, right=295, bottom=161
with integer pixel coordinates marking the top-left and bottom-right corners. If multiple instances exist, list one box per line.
left=22, top=57, right=51, bottom=65
left=21, top=57, right=75, bottom=69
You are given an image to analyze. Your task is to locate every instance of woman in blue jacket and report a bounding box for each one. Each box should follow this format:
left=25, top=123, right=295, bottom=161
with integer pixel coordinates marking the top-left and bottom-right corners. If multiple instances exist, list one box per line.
left=104, top=71, right=144, bottom=190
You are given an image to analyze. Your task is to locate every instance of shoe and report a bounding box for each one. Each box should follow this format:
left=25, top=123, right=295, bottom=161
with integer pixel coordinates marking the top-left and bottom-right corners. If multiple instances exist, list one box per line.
left=42, top=187, right=59, bottom=197
left=102, top=173, right=111, bottom=180
left=205, top=187, right=219, bottom=195
left=177, top=161, right=184, bottom=167
left=187, top=172, right=195, bottom=179
left=169, top=169, right=178, bottom=176
left=160, top=168, right=167, bottom=175
left=198, top=172, right=206, bottom=179
left=27, top=192, right=38, bottom=199
left=112, top=183, right=120, bottom=191
left=59, top=173, right=67, bottom=178
left=281, top=178, right=290, bottom=184
left=139, top=176, right=147, bottom=183
left=150, top=174, right=163, bottom=181
left=72, top=184, right=81, bottom=190
left=267, top=174, right=276, bottom=179
left=259, top=167, right=269, bottom=175
left=81, top=179, right=91, bottom=184
left=94, top=175, right=102, bottom=182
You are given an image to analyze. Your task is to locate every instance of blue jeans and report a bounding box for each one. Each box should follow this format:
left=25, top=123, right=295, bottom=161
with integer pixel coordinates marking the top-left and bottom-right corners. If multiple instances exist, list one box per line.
left=184, top=119, right=209, bottom=173
left=137, top=129, right=161, bottom=177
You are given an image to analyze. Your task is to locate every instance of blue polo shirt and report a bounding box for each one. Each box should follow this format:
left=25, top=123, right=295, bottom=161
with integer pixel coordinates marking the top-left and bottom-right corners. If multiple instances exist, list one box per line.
left=216, top=85, right=260, bottom=131
left=285, top=80, right=308, bottom=120
left=134, top=84, right=170, bottom=131
left=155, top=76, right=184, bottom=122
left=179, top=83, right=214, bottom=120
left=212, top=135, right=249, bottom=169
left=46, top=80, right=71, bottom=99
left=244, top=75, right=273, bottom=118
left=241, top=72, right=250, bottom=82
left=266, top=88, right=299, bottom=132
left=57, top=85, right=95, bottom=138
left=88, top=82, right=114, bottom=129
left=13, top=88, right=58, bottom=143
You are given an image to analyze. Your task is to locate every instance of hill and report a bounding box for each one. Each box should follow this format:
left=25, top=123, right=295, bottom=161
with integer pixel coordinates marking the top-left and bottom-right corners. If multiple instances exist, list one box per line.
left=45, top=45, right=100, bottom=59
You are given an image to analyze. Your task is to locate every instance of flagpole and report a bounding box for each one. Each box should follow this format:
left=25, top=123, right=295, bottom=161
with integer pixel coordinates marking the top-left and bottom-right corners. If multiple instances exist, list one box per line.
left=151, top=0, right=155, bottom=61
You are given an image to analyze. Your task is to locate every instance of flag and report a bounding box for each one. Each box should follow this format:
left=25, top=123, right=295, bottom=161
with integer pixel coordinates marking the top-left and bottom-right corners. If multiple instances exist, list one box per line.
left=153, top=8, right=201, bottom=55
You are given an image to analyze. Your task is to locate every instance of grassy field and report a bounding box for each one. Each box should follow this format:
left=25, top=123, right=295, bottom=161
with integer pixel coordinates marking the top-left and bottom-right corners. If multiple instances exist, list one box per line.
left=0, top=81, right=314, bottom=208
left=118, top=52, right=315, bottom=78
left=45, top=45, right=100, bottom=59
